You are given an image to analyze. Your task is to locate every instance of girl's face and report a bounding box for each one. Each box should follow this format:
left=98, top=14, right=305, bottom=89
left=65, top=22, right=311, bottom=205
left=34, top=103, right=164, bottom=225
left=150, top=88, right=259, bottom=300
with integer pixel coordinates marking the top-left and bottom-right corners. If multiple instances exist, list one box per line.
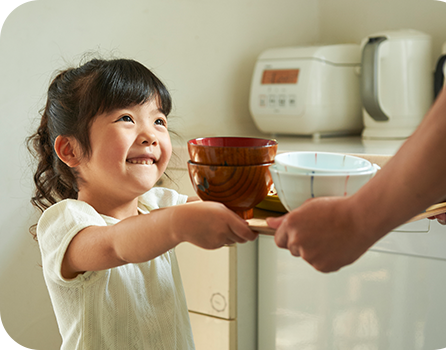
left=76, top=99, right=172, bottom=208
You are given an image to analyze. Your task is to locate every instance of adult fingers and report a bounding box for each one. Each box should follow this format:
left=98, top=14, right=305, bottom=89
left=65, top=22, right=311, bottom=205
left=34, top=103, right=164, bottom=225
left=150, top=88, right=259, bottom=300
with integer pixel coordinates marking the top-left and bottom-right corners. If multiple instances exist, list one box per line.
left=273, top=216, right=301, bottom=257
left=437, top=213, right=446, bottom=225
left=287, top=241, right=301, bottom=257
left=274, top=219, right=289, bottom=249
left=266, top=215, right=286, bottom=229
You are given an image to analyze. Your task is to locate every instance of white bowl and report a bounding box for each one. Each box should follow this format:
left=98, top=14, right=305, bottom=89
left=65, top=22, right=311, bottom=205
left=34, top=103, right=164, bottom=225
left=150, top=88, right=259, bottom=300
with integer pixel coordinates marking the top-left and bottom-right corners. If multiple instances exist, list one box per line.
left=269, top=164, right=377, bottom=211
left=274, top=162, right=380, bottom=176
left=275, top=151, right=374, bottom=174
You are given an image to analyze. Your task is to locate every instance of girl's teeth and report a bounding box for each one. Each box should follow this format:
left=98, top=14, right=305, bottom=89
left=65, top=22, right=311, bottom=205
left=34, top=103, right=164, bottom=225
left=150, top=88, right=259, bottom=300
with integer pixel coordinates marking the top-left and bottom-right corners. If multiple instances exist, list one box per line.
left=127, top=159, right=154, bottom=165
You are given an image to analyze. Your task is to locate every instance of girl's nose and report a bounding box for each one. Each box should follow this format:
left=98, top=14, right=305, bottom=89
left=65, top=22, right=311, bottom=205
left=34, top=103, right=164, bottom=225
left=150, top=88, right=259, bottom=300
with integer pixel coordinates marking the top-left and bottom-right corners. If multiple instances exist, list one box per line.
left=140, top=131, right=158, bottom=146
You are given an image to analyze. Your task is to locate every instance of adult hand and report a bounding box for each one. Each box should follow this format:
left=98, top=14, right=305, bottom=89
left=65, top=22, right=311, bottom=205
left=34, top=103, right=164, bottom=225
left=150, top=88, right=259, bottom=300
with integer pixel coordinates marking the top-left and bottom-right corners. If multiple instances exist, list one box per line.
left=428, top=213, right=446, bottom=225
left=266, top=89, right=446, bottom=273
left=267, top=196, right=378, bottom=273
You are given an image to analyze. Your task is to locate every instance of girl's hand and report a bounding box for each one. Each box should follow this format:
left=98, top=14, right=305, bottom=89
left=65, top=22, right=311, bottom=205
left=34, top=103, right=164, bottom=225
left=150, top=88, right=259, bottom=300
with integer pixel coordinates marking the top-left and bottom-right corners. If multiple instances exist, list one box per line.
left=172, top=201, right=258, bottom=249
left=62, top=201, right=258, bottom=278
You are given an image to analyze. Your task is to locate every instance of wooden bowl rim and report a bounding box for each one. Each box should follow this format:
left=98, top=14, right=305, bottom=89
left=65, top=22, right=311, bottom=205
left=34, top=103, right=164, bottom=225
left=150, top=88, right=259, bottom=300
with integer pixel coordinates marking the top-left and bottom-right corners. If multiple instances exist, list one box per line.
left=187, top=136, right=278, bottom=149
left=187, top=161, right=274, bottom=169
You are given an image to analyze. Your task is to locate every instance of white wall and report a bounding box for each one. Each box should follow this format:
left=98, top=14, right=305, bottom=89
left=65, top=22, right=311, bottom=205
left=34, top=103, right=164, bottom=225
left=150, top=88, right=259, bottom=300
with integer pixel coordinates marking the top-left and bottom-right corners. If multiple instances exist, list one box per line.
left=0, top=0, right=318, bottom=348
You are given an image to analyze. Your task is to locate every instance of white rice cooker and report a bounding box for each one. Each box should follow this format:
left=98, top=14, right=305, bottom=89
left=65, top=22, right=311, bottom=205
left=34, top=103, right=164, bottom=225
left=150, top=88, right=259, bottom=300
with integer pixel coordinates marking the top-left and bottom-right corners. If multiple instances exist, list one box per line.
left=249, top=44, right=363, bottom=137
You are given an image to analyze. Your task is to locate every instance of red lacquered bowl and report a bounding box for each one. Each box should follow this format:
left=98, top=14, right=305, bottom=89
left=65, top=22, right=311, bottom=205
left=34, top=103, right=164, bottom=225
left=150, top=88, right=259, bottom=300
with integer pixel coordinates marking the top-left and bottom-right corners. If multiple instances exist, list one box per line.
left=187, top=161, right=274, bottom=219
left=187, top=136, right=278, bottom=166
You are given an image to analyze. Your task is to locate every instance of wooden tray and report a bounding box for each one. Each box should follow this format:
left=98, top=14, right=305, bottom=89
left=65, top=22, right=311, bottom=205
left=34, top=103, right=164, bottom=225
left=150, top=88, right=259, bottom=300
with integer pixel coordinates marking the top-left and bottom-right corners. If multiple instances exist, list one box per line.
left=248, top=202, right=446, bottom=236
left=247, top=208, right=281, bottom=236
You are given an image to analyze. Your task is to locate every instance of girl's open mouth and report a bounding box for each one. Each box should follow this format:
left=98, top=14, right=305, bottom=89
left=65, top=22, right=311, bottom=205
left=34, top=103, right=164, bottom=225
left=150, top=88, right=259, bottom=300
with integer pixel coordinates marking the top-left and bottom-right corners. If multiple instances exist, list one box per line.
left=126, top=159, right=155, bottom=165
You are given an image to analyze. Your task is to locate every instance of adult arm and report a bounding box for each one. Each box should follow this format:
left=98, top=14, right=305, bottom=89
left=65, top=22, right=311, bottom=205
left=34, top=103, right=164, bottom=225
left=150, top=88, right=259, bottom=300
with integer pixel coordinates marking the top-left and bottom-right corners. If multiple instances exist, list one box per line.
left=267, top=88, right=446, bottom=272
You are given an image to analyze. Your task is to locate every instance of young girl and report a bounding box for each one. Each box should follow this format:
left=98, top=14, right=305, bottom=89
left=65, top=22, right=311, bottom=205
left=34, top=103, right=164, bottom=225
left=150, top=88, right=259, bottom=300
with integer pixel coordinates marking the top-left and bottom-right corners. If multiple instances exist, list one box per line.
left=28, top=58, right=257, bottom=349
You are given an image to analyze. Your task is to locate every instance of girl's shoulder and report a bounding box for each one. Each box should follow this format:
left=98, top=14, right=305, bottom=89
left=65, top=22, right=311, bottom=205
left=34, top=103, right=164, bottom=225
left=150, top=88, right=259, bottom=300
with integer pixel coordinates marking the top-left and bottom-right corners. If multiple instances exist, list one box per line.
left=37, top=199, right=106, bottom=239
left=36, top=199, right=107, bottom=285
left=41, top=199, right=100, bottom=219
left=138, top=187, right=188, bottom=213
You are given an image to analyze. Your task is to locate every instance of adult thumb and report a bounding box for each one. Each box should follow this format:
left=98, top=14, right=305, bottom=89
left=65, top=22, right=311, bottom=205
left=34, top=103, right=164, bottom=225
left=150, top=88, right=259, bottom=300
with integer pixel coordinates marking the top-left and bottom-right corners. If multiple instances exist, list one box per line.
left=266, top=215, right=285, bottom=229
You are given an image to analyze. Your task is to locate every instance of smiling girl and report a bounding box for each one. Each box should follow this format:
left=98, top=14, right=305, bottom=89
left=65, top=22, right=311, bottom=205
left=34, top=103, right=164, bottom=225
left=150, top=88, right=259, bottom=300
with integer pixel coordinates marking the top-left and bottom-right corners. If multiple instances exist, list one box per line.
left=28, top=58, right=257, bottom=349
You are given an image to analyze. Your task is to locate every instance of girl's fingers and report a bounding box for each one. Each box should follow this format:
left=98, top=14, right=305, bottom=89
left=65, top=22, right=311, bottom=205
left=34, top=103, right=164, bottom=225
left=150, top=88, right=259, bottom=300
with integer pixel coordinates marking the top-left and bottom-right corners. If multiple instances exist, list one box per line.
left=225, top=212, right=258, bottom=241
left=233, top=221, right=258, bottom=242
left=226, top=226, right=249, bottom=243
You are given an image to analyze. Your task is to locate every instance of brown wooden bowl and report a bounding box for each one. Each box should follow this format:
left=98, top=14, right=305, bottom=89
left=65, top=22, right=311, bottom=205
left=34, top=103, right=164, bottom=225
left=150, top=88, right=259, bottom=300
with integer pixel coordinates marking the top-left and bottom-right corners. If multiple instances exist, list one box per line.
left=187, top=136, right=278, bottom=166
left=187, top=161, right=274, bottom=219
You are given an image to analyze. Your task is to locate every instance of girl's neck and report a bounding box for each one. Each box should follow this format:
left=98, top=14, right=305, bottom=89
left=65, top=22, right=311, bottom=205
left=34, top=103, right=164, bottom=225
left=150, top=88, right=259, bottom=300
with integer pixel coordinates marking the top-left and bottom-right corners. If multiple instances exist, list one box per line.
left=77, top=192, right=140, bottom=220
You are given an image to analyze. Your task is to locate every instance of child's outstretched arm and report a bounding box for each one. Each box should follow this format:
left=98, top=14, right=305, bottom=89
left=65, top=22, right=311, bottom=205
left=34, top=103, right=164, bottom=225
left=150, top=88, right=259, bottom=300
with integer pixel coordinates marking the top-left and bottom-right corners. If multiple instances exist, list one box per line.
left=61, top=201, right=257, bottom=279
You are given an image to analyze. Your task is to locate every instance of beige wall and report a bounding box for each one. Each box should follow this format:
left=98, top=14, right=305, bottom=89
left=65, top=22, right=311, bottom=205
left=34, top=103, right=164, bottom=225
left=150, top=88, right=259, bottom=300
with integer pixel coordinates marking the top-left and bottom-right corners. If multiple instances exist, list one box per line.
left=153, top=0, right=320, bottom=138
left=319, top=0, right=446, bottom=66
left=0, top=0, right=319, bottom=348
left=2, top=0, right=446, bottom=348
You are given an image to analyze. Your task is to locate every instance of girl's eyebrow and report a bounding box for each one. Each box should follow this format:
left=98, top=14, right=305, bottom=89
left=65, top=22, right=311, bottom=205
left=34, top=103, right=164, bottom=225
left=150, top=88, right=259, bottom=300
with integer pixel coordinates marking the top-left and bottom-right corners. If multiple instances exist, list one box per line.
left=157, top=108, right=168, bottom=116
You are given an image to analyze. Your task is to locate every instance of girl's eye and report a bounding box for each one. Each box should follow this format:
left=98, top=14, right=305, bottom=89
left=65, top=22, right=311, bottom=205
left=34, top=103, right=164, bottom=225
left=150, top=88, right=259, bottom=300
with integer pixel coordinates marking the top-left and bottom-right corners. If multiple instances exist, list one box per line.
left=117, top=115, right=134, bottom=123
left=155, top=118, right=167, bottom=127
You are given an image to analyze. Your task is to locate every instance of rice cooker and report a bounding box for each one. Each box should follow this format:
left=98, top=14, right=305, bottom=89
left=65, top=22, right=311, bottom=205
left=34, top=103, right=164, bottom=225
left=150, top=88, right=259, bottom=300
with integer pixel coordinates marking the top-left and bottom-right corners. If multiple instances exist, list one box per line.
left=249, top=44, right=363, bottom=137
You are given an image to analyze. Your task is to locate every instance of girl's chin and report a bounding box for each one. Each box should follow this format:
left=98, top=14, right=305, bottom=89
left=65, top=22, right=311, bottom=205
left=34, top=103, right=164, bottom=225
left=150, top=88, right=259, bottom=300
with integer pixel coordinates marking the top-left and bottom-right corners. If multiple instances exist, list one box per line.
left=135, top=180, right=162, bottom=193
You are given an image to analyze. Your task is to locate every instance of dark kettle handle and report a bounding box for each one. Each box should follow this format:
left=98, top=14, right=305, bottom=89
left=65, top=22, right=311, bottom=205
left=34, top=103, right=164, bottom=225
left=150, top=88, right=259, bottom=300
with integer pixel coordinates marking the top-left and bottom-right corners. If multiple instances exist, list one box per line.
left=434, top=55, right=446, bottom=99
left=361, top=36, right=389, bottom=122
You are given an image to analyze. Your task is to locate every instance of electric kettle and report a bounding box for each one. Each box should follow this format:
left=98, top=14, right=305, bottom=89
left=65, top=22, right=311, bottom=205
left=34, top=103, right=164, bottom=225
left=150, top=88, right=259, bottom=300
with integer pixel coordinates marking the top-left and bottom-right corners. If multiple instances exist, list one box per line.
left=434, top=42, right=446, bottom=98
left=360, top=29, right=433, bottom=139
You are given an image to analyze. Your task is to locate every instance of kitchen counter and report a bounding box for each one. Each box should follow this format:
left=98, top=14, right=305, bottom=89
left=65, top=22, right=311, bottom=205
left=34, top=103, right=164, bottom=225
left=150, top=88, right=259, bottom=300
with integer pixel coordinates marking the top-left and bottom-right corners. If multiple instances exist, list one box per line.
left=172, top=134, right=406, bottom=166
left=169, top=135, right=426, bottom=350
left=273, top=135, right=405, bottom=155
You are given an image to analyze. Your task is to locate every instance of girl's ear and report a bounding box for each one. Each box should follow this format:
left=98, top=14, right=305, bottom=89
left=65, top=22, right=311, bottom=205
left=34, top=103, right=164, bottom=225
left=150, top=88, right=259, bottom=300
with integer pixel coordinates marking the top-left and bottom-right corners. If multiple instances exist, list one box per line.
left=54, top=135, right=81, bottom=168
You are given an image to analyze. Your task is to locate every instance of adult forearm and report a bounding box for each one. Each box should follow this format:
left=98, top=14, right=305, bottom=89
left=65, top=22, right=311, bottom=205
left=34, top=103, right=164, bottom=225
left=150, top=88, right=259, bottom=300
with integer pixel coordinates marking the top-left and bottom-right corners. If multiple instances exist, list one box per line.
left=352, top=89, right=446, bottom=239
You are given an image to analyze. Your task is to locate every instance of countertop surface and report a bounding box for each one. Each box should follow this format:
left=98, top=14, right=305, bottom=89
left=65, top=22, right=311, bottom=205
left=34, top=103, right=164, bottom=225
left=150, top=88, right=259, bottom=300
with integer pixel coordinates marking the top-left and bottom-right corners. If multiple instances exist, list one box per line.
left=172, top=134, right=446, bottom=260
left=273, top=135, right=404, bottom=155
left=173, top=134, right=406, bottom=159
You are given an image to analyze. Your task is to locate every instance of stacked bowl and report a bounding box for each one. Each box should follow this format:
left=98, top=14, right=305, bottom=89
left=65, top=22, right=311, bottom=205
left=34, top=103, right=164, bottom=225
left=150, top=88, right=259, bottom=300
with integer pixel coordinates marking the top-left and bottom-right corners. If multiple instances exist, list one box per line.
left=187, top=137, right=278, bottom=219
left=270, top=151, right=380, bottom=212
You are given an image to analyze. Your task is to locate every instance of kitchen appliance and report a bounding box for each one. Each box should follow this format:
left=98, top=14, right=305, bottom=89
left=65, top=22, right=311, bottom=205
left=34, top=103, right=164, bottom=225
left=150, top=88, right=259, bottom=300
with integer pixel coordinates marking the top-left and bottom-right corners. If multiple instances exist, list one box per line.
left=361, top=30, right=433, bottom=139
left=258, top=219, right=446, bottom=350
left=249, top=44, right=363, bottom=138
left=258, top=149, right=446, bottom=350
left=434, top=42, right=446, bottom=98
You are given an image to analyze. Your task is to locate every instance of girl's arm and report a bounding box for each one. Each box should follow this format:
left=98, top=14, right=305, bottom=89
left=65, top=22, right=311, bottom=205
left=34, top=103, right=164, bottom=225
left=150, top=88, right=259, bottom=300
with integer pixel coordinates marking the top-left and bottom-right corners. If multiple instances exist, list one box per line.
left=62, top=201, right=256, bottom=279
left=268, top=88, right=446, bottom=273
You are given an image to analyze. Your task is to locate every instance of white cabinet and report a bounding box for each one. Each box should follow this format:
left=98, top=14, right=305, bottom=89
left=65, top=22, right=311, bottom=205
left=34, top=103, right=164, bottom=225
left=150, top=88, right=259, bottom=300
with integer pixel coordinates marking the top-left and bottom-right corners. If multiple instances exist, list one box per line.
left=258, top=232, right=446, bottom=350
left=189, top=313, right=236, bottom=350
left=176, top=243, right=236, bottom=319
left=160, top=147, right=257, bottom=350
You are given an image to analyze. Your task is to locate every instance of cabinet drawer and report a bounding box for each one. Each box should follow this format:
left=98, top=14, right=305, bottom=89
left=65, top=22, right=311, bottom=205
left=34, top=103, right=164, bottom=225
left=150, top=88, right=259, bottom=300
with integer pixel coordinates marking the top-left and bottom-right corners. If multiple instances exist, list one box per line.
left=160, top=160, right=237, bottom=320
left=177, top=243, right=236, bottom=319
left=189, top=312, right=236, bottom=350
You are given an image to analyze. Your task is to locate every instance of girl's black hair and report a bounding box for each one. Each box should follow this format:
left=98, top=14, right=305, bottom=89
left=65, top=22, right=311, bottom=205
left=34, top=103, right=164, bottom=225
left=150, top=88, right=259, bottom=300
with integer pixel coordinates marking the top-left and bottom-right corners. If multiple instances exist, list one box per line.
left=27, top=58, right=172, bottom=232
